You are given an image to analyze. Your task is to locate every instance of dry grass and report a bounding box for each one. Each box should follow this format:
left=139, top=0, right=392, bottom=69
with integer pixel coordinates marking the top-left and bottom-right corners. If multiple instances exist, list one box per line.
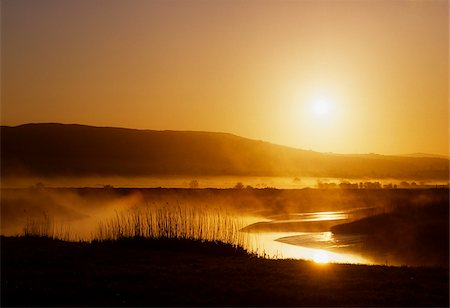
left=22, top=202, right=251, bottom=252
left=22, top=212, right=73, bottom=241
left=96, top=204, right=249, bottom=248
left=23, top=212, right=53, bottom=238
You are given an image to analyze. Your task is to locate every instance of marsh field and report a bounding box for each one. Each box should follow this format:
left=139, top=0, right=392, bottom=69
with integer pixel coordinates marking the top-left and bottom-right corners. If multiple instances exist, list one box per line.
left=2, top=185, right=449, bottom=306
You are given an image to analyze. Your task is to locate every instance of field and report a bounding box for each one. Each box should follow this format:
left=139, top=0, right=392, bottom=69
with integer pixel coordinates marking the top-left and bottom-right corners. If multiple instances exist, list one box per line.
left=2, top=236, right=448, bottom=307
left=1, top=187, right=449, bottom=306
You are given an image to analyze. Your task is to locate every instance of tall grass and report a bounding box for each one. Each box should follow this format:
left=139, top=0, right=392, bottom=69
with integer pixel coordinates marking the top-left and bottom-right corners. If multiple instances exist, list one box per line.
left=20, top=201, right=254, bottom=253
left=23, top=212, right=53, bottom=238
left=96, top=203, right=249, bottom=249
left=22, top=212, right=72, bottom=241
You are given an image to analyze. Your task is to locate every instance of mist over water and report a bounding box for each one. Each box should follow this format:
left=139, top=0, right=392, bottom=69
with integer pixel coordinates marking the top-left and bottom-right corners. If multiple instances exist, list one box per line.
left=1, top=181, right=448, bottom=267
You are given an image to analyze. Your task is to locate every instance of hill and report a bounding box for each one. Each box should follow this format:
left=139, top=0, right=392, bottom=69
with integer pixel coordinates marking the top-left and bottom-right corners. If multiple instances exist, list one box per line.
left=1, top=123, right=448, bottom=179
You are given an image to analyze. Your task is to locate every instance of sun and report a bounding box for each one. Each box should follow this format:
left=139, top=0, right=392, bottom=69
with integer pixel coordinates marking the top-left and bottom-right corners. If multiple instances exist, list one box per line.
left=313, top=250, right=330, bottom=264
left=311, top=98, right=333, bottom=118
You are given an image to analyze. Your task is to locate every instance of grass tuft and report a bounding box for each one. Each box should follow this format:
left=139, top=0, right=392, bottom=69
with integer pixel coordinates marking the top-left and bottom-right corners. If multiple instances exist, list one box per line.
left=95, top=204, right=249, bottom=249
left=21, top=203, right=254, bottom=255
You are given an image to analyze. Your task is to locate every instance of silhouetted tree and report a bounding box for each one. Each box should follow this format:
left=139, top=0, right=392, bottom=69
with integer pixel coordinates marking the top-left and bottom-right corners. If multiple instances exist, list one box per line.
left=234, top=182, right=244, bottom=189
left=189, top=180, right=199, bottom=188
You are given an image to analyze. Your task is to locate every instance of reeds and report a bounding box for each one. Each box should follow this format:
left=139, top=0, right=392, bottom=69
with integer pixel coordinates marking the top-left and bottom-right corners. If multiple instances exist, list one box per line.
left=23, top=212, right=53, bottom=238
left=20, top=201, right=254, bottom=254
left=96, top=203, right=249, bottom=248
left=23, top=212, right=82, bottom=241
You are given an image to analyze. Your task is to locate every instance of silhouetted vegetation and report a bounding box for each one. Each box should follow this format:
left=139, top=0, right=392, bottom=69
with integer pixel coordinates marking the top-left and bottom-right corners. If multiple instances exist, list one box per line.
left=188, top=179, right=199, bottom=188
left=96, top=205, right=247, bottom=248
left=2, top=236, right=448, bottom=307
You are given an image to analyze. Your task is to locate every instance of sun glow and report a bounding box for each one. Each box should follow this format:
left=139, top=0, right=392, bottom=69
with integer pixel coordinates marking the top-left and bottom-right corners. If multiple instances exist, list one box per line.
left=312, top=98, right=333, bottom=118
left=313, top=250, right=330, bottom=264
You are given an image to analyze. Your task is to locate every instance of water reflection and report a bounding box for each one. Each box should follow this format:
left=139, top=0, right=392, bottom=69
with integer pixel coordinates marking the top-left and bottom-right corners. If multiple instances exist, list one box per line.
left=277, top=232, right=366, bottom=251
left=313, top=250, right=330, bottom=264
left=266, top=211, right=349, bottom=223
left=241, top=209, right=374, bottom=264
left=243, top=231, right=372, bottom=264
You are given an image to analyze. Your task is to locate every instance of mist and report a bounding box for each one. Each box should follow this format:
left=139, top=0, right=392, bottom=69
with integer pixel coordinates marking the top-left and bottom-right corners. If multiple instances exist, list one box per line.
left=2, top=185, right=448, bottom=266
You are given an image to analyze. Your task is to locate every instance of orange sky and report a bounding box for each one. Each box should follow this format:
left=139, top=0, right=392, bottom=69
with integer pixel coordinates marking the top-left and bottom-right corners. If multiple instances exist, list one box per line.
left=1, top=0, right=448, bottom=156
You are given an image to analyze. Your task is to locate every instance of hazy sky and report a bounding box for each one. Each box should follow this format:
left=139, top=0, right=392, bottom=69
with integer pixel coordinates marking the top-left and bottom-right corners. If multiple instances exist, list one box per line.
left=2, top=0, right=448, bottom=155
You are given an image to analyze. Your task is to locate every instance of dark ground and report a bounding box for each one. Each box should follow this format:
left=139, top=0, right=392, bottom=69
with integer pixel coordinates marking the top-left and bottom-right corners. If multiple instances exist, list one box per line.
left=330, top=197, right=449, bottom=267
left=2, top=236, right=448, bottom=307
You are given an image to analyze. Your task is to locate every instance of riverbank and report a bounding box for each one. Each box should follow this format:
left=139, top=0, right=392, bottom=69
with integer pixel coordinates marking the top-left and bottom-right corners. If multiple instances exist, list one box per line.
left=2, top=236, right=448, bottom=307
left=330, top=196, right=449, bottom=267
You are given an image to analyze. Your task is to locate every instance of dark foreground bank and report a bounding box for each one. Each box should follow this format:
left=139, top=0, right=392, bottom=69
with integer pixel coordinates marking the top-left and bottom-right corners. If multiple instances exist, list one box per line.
left=2, top=236, right=449, bottom=307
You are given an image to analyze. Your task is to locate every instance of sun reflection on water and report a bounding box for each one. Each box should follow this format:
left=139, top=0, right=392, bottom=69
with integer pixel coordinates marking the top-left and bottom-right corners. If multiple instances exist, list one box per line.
left=313, top=250, right=330, bottom=264
left=243, top=231, right=372, bottom=264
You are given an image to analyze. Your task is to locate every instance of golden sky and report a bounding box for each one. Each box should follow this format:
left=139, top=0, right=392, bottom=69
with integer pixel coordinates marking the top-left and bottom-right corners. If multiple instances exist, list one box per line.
left=2, top=0, right=448, bottom=155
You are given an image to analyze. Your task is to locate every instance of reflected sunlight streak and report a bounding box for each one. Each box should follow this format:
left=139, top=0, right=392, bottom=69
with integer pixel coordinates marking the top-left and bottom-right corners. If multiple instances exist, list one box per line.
left=244, top=232, right=372, bottom=264
left=313, top=250, right=330, bottom=264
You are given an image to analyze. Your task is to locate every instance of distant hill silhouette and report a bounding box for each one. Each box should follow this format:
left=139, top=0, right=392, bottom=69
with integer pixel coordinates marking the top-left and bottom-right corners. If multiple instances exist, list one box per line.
left=1, top=123, right=448, bottom=179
